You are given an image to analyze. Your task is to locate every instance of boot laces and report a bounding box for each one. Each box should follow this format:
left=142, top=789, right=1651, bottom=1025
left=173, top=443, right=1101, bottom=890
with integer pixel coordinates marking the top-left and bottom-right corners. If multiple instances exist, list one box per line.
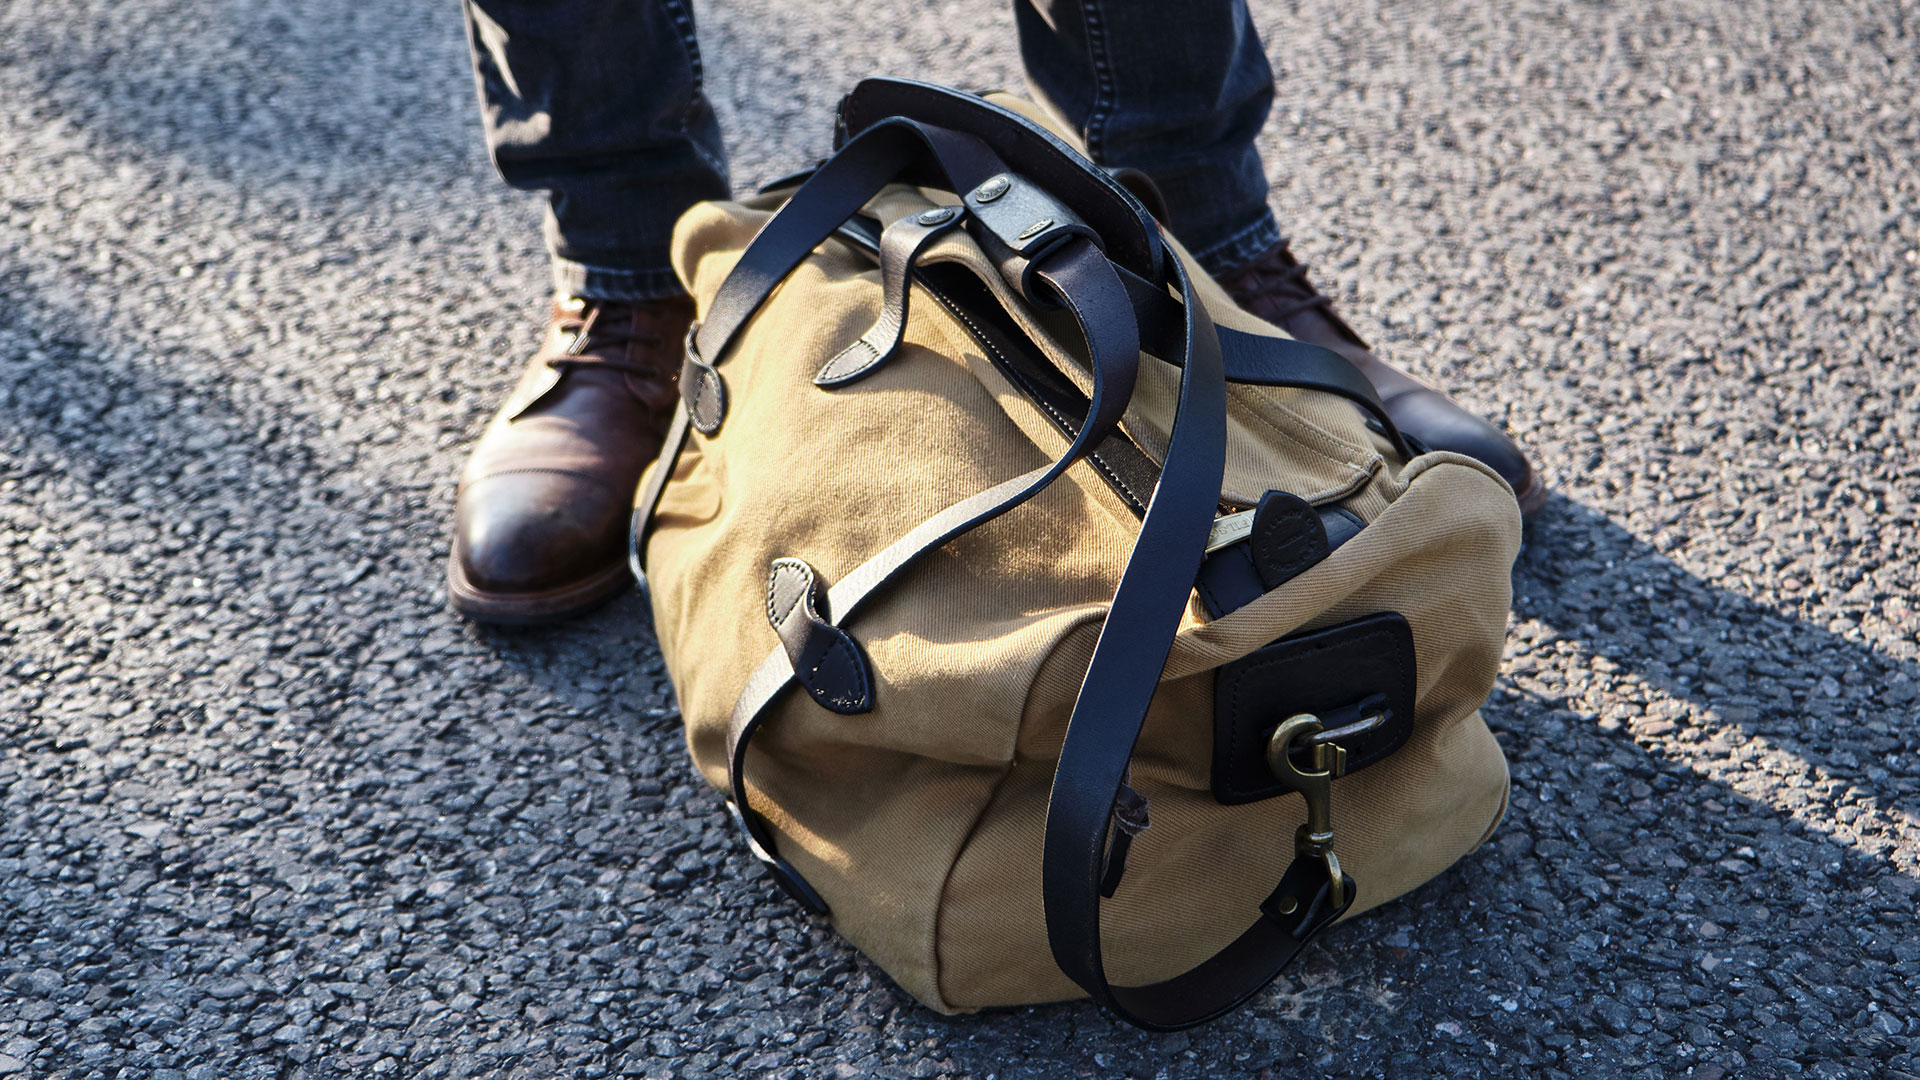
left=1232, top=241, right=1336, bottom=324
left=541, top=303, right=670, bottom=379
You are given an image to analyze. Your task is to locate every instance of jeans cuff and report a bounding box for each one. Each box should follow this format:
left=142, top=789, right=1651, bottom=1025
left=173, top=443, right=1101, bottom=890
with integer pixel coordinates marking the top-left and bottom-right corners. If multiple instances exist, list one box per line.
left=551, top=257, right=689, bottom=302
left=1187, top=211, right=1283, bottom=277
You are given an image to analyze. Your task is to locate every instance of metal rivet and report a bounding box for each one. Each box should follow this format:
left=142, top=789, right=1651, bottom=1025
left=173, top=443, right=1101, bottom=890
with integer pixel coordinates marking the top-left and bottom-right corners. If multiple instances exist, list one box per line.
left=916, top=206, right=957, bottom=226
left=973, top=175, right=1011, bottom=202
left=1273, top=896, right=1298, bottom=915
left=1016, top=218, right=1054, bottom=241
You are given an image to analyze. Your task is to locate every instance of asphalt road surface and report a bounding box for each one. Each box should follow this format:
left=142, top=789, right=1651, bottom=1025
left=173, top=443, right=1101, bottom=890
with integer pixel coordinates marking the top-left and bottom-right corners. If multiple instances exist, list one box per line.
left=2, top=0, right=1916, bottom=1077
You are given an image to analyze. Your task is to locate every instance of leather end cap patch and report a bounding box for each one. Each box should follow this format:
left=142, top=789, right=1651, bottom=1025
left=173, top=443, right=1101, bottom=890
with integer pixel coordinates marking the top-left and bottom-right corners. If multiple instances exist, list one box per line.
left=1210, top=612, right=1416, bottom=806
left=682, top=353, right=728, bottom=435
left=1251, top=491, right=1331, bottom=591
left=766, top=558, right=874, bottom=715
left=813, top=335, right=890, bottom=388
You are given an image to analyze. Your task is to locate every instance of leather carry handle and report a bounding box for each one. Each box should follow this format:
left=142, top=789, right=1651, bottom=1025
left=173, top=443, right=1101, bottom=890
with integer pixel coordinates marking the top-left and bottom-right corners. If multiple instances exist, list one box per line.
left=837, top=77, right=1165, bottom=283
left=692, top=116, right=1007, bottom=366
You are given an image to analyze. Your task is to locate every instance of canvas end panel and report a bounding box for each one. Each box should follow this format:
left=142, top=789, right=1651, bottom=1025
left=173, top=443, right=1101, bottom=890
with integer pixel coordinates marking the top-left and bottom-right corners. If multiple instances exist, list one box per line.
left=741, top=742, right=1007, bottom=1013
left=932, top=662, right=1510, bottom=1011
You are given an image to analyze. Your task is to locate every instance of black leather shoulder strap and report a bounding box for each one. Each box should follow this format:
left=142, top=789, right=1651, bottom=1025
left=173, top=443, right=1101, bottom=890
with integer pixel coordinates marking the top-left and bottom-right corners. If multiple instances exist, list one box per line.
left=1039, top=252, right=1356, bottom=1032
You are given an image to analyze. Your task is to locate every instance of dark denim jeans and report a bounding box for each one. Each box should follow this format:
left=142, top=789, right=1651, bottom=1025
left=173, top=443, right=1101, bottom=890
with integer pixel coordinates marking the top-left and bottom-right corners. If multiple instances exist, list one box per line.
left=464, top=0, right=1280, bottom=301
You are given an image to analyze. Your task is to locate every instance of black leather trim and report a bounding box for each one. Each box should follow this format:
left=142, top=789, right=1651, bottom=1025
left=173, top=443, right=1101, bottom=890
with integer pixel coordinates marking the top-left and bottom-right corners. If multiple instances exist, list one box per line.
left=1106, top=167, right=1168, bottom=224
left=962, top=172, right=1103, bottom=303
left=1195, top=543, right=1264, bottom=621
left=1210, top=613, right=1417, bottom=806
left=1195, top=499, right=1363, bottom=620
left=1251, top=492, right=1330, bottom=591
left=766, top=558, right=874, bottom=715
left=1320, top=506, right=1365, bottom=550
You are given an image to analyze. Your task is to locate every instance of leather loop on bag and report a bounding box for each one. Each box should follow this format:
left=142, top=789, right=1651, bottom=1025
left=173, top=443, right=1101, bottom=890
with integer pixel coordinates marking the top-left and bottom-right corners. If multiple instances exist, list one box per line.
left=962, top=172, right=1102, bottom=305
left=681, top=347, right=728, bottom=435
left=766, top=558, right=873, bottom=715
left=836, top=78, right=1164, bottom=282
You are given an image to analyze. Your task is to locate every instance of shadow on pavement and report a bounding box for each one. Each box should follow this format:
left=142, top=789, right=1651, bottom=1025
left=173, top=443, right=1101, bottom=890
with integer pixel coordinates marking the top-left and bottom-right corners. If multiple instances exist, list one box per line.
left=1513, top=494, right=1917, bottom=873
left=1, top=0, right=475, bottom=187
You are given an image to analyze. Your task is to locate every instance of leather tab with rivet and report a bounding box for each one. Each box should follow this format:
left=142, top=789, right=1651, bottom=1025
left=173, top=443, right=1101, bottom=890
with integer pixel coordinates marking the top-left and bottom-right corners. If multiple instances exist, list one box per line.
left=766, top=558, right=874, bottom=715
left=1249, top=491, right=1331, bottom=590
left=963, top=171, right=1103, bottom=304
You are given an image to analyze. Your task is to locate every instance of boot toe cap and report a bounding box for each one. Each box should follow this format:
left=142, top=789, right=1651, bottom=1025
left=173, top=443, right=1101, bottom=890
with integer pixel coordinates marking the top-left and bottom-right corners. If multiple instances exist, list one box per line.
left=451, top=471, right=630, bottom=598
left=1387, top=389, right=1542, bottom=514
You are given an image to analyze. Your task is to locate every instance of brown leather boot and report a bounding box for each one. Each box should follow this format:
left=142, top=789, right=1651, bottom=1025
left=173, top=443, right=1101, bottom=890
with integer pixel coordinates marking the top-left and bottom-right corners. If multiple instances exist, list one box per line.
left=1215, top=239, right=1546, bottom=518
left=448, top=295, right=695, bottom=623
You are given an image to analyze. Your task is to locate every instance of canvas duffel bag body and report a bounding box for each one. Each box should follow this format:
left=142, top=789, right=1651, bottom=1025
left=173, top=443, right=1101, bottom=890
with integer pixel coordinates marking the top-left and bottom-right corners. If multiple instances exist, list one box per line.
left=632, top=79, right=1520, bottom=1031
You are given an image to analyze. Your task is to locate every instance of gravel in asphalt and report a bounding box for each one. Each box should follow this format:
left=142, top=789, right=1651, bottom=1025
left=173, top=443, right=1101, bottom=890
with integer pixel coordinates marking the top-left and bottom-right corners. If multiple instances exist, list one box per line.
left=1, top=0, right=1916, bottom=1077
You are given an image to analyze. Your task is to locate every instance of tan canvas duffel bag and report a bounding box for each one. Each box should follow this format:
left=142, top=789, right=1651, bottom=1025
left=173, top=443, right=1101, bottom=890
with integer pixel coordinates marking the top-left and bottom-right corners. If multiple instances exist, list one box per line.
left=631, top=78, right=1520, bottom=1030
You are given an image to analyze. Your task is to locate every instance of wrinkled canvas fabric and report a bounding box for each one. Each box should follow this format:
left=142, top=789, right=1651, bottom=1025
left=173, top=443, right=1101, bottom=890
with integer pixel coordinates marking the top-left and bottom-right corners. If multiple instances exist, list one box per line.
left=642, top=104, right=1520, bottom=1013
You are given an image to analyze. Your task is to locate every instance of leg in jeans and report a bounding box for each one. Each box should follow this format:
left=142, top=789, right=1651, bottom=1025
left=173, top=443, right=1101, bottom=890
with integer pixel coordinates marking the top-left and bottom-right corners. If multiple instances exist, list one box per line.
left=450, top=0, right=718, bottom=623
left=1014, top=0, right=1280, bottom=276
left=1015, top=0, right=1545, bottom=514
left=463, top=0, right=729, bottom=300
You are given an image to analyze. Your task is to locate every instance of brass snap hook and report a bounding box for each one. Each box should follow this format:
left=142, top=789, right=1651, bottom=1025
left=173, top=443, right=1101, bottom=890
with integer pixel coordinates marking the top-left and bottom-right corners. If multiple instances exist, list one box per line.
left=1266, top=714, right=1346, bottom=909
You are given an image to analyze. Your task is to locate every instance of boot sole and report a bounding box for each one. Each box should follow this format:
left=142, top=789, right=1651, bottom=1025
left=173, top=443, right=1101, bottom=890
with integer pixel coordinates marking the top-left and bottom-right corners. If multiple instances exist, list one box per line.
left=1513, top=472, right=1549, bottom=520
left=445, top=551, right=634, bottom=626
